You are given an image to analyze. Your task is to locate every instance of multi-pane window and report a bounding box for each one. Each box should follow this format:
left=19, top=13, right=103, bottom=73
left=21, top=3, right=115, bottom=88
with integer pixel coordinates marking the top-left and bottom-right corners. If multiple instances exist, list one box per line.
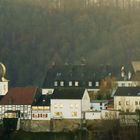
left=135, top=101, right=138, bottom=105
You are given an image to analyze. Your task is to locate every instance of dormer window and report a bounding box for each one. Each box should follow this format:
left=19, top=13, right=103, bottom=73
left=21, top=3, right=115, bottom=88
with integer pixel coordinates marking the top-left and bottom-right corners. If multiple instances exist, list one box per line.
left=95, top=82, right=99, bottom=87
left=88, top=81, right=92, bottom=87
left=69, top=81, right=72, bottom=86
left=54, top=81, right=58, bottom=86
left=60, top=81, right=64, bottom=86
left=75, top=81, right=79, bottom=86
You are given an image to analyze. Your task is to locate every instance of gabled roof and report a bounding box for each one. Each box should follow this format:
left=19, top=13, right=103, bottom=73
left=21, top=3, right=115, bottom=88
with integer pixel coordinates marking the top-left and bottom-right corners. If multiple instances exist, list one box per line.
left=0, top=87, right=38, bottom=105
left=114, top=87, right=140, bottom=96
left=51, top=88, right=86, bottom=99
left=42, top=64, right=116, bottom=88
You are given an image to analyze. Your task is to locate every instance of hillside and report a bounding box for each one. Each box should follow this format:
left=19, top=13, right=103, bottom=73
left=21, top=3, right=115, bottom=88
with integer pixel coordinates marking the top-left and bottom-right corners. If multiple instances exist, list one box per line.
left=0, top=0, right=140, bottom=86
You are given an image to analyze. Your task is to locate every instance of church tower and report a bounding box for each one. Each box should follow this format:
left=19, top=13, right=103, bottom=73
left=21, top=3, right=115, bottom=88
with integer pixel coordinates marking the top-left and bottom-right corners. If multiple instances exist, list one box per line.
left=0, top=63, right=8, bottom=95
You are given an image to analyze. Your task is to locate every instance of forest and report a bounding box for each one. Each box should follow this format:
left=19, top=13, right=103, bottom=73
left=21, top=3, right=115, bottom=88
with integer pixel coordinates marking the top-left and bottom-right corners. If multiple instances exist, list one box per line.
left=0, top=0, right=140, bottom=87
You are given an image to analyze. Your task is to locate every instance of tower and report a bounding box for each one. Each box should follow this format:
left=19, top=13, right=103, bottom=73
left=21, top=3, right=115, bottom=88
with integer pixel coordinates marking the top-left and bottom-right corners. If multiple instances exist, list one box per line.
left=0, top=63, right=8, bottom=95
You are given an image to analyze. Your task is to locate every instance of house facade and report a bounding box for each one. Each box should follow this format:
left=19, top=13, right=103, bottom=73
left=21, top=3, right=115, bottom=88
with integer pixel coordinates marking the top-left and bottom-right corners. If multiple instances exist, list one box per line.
left=114, top=87, right=140, bottom=112
left=50, top=88, right=90, bottom=119
left=0, top=87, right=40, bottom=120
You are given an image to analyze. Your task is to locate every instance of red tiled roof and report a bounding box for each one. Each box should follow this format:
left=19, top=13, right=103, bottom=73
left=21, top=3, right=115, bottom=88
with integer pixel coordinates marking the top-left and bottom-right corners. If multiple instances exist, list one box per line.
left=0, top=87, right=37, bottom=105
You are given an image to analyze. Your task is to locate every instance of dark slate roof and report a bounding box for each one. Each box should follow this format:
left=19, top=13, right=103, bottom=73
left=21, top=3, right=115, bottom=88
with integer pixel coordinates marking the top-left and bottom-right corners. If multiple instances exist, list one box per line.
left=114, top=87, right=140, bottom=96
left=32, top=94, right=51, bottom=106
left=0, top=87, right=38, bottom=105
left=51, top=88, right=85, bottom=99
left=42, top=64, right=117, bottom=88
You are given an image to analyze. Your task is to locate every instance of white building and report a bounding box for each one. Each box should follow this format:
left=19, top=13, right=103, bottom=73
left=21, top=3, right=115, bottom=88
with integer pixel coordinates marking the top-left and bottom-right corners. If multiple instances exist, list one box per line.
left=51, top=88, right=90, bottom=119
left=114, top=87, right=140, bottom=112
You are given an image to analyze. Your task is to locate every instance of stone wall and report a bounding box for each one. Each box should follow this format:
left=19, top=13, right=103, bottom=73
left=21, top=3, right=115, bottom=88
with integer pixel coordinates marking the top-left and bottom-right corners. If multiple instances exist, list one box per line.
left=50, top=119, right=81, bottom=132
left=20, top=119, right=81, bottom=132
left=20, top=120, right=50, bottom=132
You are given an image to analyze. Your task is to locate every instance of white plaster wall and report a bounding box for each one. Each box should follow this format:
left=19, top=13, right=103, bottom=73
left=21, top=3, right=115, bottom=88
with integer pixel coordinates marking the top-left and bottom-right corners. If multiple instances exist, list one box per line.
left=85, top=111, right=101, bottom=120
left=82, top=90, right=90, bottom=111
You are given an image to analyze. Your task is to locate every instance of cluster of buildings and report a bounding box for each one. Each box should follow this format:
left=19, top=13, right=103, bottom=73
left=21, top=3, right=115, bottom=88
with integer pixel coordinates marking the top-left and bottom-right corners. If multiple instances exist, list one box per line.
left=0, top=62, right=140, bottom=131
left=33, top=0, right=140, bottom=10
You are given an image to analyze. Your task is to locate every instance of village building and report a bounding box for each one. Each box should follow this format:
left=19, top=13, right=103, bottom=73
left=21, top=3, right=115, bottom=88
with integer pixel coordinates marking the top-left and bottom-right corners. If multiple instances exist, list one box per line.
left=0, top=87, right=40, bottom=120
left=32, top=94, right=51, bottom=120
left=114, top=87, right=140, bottom=112
left=42, top=64, right=116, bottom=91
left=50, top=88, right=90, bottom=119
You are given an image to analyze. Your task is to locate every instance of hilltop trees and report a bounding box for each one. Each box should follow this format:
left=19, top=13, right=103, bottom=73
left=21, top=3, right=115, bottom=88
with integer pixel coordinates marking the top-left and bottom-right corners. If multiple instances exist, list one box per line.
left=0, top=0, right=140, bottom=86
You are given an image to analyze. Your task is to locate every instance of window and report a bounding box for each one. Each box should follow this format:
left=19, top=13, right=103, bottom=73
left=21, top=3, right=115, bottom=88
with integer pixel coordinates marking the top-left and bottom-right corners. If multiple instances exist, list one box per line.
left=95, top=82, right=99, bottom=87
left=118, top=101, right=121, bottom=105
left=135, top=101, right=138, bottom=105
left=54, top=104, right=58, bottom=108
left=126, top=101, right=129, bottom=105
left=54, top=112, right=63, bottom=117
left=38, top=114, right=42, bottom=118
left=70, top=104, right=74, bottom=108
left=71, top=112, right=77, bottom=117
left=88, top=81, right=92, bottom=87
left=75, top=104, right=79, bottom=108
left=105, top=112, right=108, bottom=118
left=69, top=81, right=72, bottom=86
left=42, top=114, right=48, bottom=118
left=54, top=81, right=58, bottom=86
left=139, top=101, right=140, bottom=105
left=121, top=83, right=125, bottom=87
left=75, top=81, right=79, bottom=86
left=60, top=81, right=64, bottom=86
